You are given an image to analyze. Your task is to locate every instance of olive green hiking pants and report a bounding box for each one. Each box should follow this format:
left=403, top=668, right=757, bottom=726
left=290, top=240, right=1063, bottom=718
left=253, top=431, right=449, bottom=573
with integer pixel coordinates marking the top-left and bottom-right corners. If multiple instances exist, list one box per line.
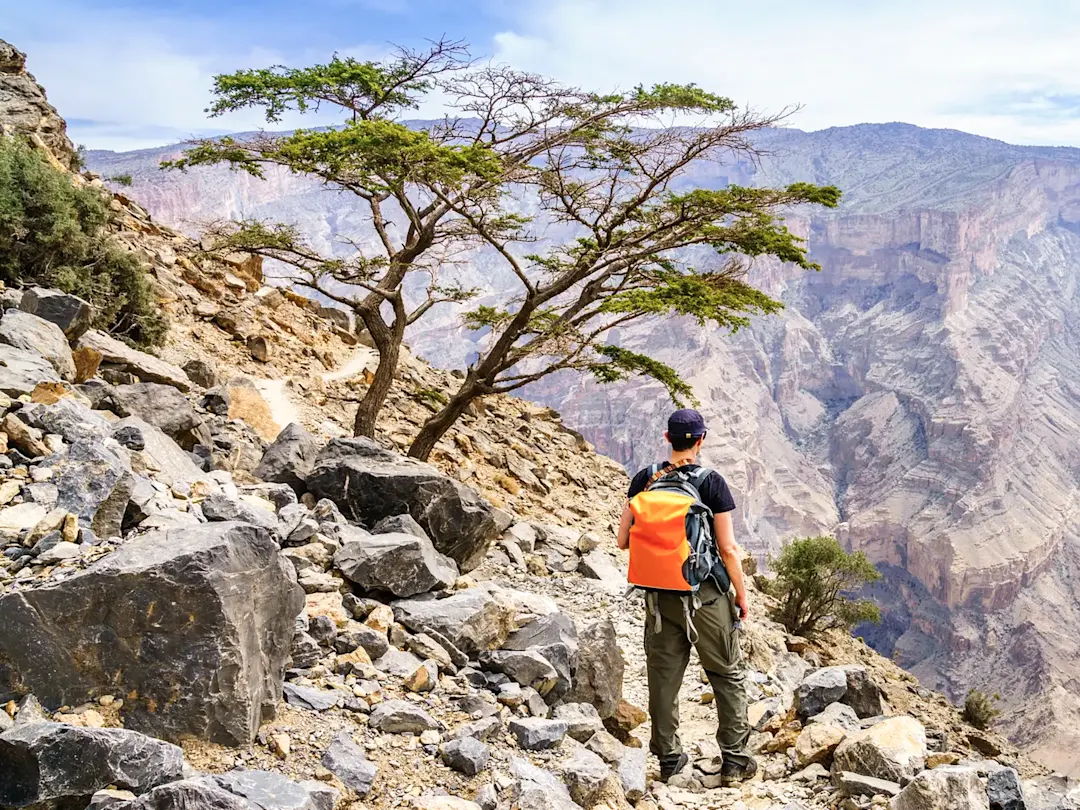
left=644, top=579, right=752, bottom=766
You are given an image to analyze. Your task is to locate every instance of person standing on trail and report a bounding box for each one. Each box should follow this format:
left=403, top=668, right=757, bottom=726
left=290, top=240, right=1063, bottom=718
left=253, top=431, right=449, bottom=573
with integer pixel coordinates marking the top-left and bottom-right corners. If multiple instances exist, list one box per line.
left=617, top=408, right=756, bottom=785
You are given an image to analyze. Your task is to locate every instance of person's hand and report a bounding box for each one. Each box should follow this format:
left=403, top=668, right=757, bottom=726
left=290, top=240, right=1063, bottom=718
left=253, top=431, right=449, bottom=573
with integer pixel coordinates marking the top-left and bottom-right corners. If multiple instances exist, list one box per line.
left=736, top=591, right=749, bottom=621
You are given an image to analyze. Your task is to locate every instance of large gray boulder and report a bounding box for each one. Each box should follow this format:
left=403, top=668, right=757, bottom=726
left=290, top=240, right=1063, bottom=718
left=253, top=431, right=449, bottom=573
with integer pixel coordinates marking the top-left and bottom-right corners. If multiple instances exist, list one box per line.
left=393, top=588, right=516, bottom=656
left=334, top=530, right=458, bottom=598
left=19, top=287, right=93, bottom=340
left=23, top=398, right=112, bottom=444
left=502, top=613, right=579, bottom=654
left=565, top=619, right=624, bottom=719
left=0, top=721, right=184, bottom=807
left=0, top=308, right=75, bottom=380
left=76, top=330, right=191, bottom=392
left=480, top=650, right=559, bottom=695
left=832, top=716, right=927, bottom=784
left=307, top=438, right=499, bottom=572
left=115, top=416, right=210, bottom=489
left=253, top=423, right=319, bottom=495
left=0, top=344, right=61, bottom=396
left=104, top=779, right=249, bottom=810
left=110, top=383, right=208, bottom=448
left=43, top=438, right=135, bottom=540
left=205, top=771, right=322, bottom=810
left=795, top=667, right=850, bottom=718
left=0, top=522, right=304, bottom=745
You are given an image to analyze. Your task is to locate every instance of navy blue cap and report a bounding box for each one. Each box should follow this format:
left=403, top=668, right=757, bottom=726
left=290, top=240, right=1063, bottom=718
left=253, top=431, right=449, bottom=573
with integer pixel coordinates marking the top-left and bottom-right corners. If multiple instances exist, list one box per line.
left=667, top=408, right=707, bottom=439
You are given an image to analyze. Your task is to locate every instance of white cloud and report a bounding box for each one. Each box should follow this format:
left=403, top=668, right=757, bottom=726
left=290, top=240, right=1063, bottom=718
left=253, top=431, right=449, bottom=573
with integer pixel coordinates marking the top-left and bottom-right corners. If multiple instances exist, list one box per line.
left=490, top=0, right=1080, bottom=146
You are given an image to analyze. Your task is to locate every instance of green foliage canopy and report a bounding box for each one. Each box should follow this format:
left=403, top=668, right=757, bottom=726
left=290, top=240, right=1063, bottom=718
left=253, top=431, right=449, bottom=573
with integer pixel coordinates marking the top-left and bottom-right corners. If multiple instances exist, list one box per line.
left=766, top=535, right=882, bottom=638
left=0, top=136, right=166, bottom=346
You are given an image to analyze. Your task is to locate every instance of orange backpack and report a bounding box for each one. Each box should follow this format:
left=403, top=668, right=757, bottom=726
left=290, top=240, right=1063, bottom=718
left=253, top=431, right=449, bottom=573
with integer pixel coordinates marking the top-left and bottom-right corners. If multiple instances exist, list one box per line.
left=628, top=463, right=730, bottom=593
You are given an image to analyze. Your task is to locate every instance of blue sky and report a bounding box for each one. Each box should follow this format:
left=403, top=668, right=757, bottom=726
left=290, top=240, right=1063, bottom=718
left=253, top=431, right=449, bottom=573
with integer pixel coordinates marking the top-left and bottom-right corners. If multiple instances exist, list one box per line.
left=5, top=0, right=1080, bottom=151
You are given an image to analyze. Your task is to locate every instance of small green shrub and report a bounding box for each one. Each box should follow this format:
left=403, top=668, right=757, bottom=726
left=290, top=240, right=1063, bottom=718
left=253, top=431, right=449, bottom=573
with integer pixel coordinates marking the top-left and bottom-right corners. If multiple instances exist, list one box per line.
left=106, top=173, right=134, bottom=187
left=767, top=535, right=882, bottom=638
left=414, top=387, right=449, bottom=408
left=963, top=689, right=1001, bottom=730
left=0, top=136, right=166, bottom=346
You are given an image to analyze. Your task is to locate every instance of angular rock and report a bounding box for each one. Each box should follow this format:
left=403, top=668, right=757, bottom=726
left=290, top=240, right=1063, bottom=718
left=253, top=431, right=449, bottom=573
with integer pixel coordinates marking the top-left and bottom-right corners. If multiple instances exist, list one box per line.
left=451, top=716, right=502, bottom=742
left=413, top=798, right=481, bottom=810
left=987, top=768, right=1025, bottom=810
left=795, top=667, right=849, bottom=718
left=808, top=702, right=861, bottom=731
left=404, top=659, right=439, bottom=693
left=795, top=723, right=847, bottom=767
left=372, top=513, right=428, bottom=539
left=208, top=771, right=320, bottom=810
left=893, top=765, right=990, bottom=810
left=508, top=717, right=567, bottom=750
left=585, top=730, right=625, bottom=764
left=0, top=522, right=303, bottom=744
left=480, top=650, right=559, bottom=695
left=44, top=439, right=135, bottom=540
left=321, top=731, right=377, bottom=796
left=109, top=779, right=250, bottom=810
left=0, top=344, right=61, bottom=397
left=0, top=309, right=75, bottom=380
left=439, top=736, right=490, bottom=776
left=337, top=624, right=390, bottom=661
left=392, top=588, right=516, bottom=656
left=0, top=721, right=184, bottom=807
left=19, top=288, right=93, bottom=340
left=115, top=416, right=209, bottom=489
left=832, top=716, right=927, bottom=784
left=577, top=549, right=625, bottom=587
left=406, top=633, right=456, bottom=674
left=566, top=619, right=624, bottom=719
left=282, top=683, right=339, bottom=711
left=202, top=493, right=278, bottom=532
left=553, top=702, right=605, bottom=742
left=183, top=358, right=218, bottom=389
left=559, top=749, right=611, bottom=807
left=299, top=782, right=339, bottom=810
left=307, top=438, right=499, bottom=572
left=253, top=423, right=319, bottom=495
left=835, top=771, right=902, bottom=798
left=503, top=612, right=579, bottom=654
left=111, top=383, right=204, bottom=444
left=511, top=757, right=576, bottom=807
left=371, top=648, right=424, bottom=677
left=77, top=331, right=191, bottom=391
left=618, top=746, right=647, bottom=803
left=368, top=700, right=439, bottom=734
left=334, top=531, right=457, bottom=598
left=841, top=666, right=885, bottom=719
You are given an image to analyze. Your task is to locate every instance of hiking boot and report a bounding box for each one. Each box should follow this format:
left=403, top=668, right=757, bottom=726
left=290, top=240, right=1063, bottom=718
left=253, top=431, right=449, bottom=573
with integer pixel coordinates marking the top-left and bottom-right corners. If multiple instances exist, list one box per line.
left=659, top=753, right=689, bottom=782
left=720, top=756, right=758, bottom=786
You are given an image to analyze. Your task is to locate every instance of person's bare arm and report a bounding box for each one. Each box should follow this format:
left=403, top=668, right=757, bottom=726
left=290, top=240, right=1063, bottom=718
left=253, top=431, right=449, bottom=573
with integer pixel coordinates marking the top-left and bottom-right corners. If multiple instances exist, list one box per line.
left=714, top=511, right=748, bottom=619
left=617, top=503, right=632, bottom=550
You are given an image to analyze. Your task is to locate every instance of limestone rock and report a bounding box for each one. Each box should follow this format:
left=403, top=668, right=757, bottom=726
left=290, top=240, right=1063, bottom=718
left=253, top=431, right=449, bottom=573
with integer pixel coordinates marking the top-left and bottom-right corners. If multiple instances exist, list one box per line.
left=201, top=493, right=278, bottom=532
left=307, top=437, right=499, bottom=572
left=559, top=749, right=611, bottom=807
left=553, top=702, right=605, bottom=742
left=508, top=717, right=567, bottom=750
left=794, top=723, right=847, bottom=767
left=205, top=771, right=321, bottom=810
left=566, top=619, right=624, bottom=719
left=479, top=649, right=559, bottom=695
left=392, top=588, right=516, bottom=656
left=0, top=309, right=75, bottom=380
left=795, top=667, right=849, bottom=718
left=110, top=383, right=205, bottom=445
left=807, top=701, right=861, bottom=731
left=836, top=771, right=902, bottom=798
left=0, top=721, right=184, bottom=807
left=368, top=700, right=439, bottom=734
left=253, top=423, right=319, bottom=495
left=617, top=746, right=647, bottom=802
left=439, top=736, right=490, bottom=776
left=44, top=439, right=135, bottom=540
left=0, top=522, right=303, bottom=744
left=842, top=666, right=885, bottom=719
left=986, top=768, right=1025, bottom=810
left=832, top=716, right=927, bottom=784
left=183, top=358, right=218, bottom=389
left=321, top=730, right=377, bottom=796
left=19, top=288, right=93, bottom=340
left=76, top=331, right=190, bottom=392
left=0, top=344, right=61, bottom=397
left=892, top=765, right=989, bottom=810
left=334, top=530, right=458, bottom=598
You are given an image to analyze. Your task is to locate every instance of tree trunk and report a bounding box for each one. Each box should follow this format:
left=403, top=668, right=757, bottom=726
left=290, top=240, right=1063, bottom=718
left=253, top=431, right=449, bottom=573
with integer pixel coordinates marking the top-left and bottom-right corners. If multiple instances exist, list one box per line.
left=352, top=308, right=402, bottom=438
left=407, top=380, right=479, bottom=461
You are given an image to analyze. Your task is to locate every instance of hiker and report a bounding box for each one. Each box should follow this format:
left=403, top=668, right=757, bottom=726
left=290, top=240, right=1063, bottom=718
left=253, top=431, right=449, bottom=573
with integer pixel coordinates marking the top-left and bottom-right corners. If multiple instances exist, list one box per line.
left=617, top=408, right=756, bottom=785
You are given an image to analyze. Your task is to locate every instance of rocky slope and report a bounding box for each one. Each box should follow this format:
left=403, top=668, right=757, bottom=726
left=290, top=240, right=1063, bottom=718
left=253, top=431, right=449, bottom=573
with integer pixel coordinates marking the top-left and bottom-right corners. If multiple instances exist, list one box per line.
left=85, top=117, right=1080, bottom=774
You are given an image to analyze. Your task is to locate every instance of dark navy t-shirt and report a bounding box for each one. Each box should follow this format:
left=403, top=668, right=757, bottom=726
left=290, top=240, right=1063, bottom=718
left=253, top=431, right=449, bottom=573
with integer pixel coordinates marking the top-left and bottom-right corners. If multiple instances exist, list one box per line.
left=627, top=463, right=736, bottom=515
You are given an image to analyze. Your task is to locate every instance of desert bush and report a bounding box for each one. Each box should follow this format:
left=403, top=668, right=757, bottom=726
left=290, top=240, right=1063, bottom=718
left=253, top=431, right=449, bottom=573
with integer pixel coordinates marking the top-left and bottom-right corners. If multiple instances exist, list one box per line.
left=767, top=535, right=882, bottom=638
left=0, top=136, right=166, bottom=346
left=963, top=689, right=1001, bottom=730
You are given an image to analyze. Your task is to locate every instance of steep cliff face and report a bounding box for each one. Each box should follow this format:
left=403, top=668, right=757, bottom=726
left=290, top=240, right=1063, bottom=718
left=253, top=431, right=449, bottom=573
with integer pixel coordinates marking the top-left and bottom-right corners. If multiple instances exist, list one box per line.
left=85, top=124, right=1080, bottom=772
left=0, top=40, right=77, bottom=169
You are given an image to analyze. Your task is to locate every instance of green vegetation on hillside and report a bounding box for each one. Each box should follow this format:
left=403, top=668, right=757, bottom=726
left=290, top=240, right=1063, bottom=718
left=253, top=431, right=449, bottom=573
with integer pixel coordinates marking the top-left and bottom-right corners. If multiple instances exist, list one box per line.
left=0, top=136, right=166, bottom=346
left=963, top=689, right=1001, bottom=730
left=766, top=535, right=882, bottom=638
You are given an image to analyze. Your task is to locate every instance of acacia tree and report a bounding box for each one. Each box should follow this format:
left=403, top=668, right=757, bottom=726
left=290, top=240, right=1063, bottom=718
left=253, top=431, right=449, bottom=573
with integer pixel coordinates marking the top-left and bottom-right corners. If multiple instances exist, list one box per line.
left=169, top=42, right=839, bottom=449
